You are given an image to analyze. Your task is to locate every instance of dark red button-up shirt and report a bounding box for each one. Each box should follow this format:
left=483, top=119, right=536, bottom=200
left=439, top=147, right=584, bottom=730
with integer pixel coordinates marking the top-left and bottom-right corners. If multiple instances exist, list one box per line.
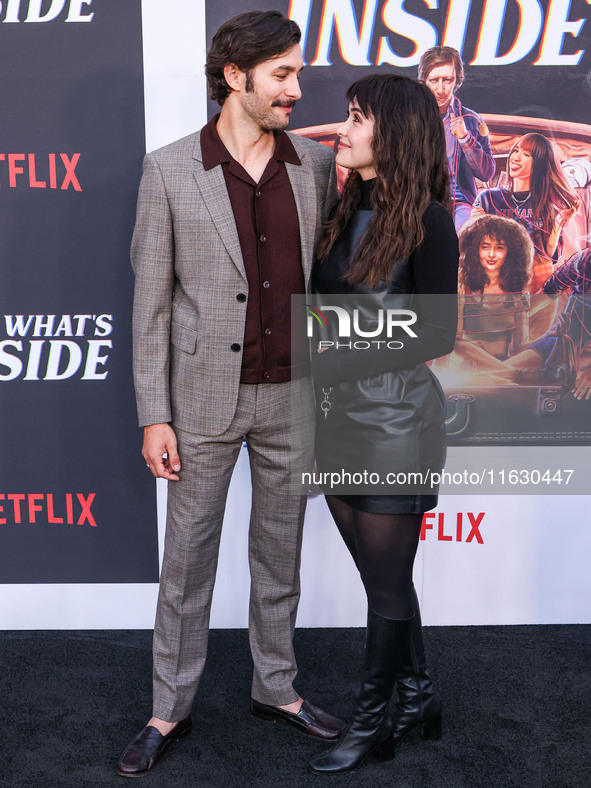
left=201, top=114, right=306, bottom=383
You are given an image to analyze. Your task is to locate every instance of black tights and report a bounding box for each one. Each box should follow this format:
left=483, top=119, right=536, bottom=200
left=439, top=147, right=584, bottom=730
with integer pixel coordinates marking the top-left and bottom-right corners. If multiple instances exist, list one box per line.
left=326, top=495, right=423, bottom=620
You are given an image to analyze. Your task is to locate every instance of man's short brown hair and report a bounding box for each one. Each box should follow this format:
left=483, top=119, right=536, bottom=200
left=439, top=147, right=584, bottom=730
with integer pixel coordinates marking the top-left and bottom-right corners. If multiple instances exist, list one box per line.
left=418, top=46, right=464, bottom=90
left=206, top=11, right=301, bottom=105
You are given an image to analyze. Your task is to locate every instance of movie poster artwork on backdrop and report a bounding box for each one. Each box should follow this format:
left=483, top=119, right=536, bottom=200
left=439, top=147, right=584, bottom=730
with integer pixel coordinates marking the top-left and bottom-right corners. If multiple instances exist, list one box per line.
left=0, top=0, right=159, bottom=583
left=207, top=0, right=591, bottom=446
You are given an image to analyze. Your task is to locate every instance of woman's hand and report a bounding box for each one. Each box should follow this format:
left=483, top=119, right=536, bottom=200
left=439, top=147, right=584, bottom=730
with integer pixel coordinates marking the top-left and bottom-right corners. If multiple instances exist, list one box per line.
left=546, top=200, right=581, bottom=255
left=555, top=199, right=581, bottom=230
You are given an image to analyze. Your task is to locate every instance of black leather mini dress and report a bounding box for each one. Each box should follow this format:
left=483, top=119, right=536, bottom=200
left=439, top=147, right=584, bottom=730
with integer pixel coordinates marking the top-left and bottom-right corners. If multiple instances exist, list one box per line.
left=310, top=179, right=459, bottom=514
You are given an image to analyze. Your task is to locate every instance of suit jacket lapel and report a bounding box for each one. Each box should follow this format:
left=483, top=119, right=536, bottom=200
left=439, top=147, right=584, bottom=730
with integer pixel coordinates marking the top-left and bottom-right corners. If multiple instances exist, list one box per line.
left=286, top=152, right=317, bottom=284
left=192, top=134, right=247, bottom=281
left=192, top=132, right=317, bottom=284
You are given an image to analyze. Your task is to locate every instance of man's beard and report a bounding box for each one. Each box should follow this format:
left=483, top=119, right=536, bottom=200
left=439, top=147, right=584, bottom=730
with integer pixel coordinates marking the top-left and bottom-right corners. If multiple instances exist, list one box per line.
left=243, top=77, right=296, bottom=132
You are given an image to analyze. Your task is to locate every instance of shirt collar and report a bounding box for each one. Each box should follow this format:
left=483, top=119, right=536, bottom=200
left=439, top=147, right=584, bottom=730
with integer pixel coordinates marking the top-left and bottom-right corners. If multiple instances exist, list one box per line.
left=274, top=128, right=301, bottom=165
left=201, top=113, right=301, bottom=171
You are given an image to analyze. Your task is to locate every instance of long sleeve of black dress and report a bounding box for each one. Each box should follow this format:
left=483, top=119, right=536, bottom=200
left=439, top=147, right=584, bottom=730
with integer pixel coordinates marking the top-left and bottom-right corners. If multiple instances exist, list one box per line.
left=311, top=201, right=459, bottom=386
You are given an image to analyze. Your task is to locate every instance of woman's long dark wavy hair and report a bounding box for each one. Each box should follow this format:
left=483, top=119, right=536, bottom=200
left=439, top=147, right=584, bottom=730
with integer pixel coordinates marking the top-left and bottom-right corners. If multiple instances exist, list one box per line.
left=459, top=215, right=533, bottom=293
left=316, top=74, right=451, bottom=287
left=508, top=133, right=577, bottom=237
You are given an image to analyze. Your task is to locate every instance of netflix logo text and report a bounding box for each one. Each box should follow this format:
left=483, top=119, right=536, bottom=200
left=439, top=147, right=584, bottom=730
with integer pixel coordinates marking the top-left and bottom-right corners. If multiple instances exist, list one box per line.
left=0, top=493, right=97, bottom=526
left=0, top=153, right=81, bottom=191
left=421, top=512, right=485, bottom=543
left=0, top=313, right=113, bottom=382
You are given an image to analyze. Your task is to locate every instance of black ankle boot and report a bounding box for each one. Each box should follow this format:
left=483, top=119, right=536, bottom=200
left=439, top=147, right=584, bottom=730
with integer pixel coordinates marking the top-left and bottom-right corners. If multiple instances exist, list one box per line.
left=392, top=586, right=442, bottom=748
left=309, top=610, right=413, bottom=775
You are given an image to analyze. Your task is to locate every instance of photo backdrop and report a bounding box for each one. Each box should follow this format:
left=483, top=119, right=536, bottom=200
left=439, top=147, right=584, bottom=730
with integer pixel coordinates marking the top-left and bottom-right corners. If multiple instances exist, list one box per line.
left=1, top=0, right=590, bottom=628
left=0, top=0, right=158, bottom=585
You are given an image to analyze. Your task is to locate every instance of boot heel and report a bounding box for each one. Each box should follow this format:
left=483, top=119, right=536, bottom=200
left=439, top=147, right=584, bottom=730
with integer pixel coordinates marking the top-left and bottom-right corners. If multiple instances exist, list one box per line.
left=421, top=712, right=442, bottom=740
left=373, top=737, right=396, bottom=762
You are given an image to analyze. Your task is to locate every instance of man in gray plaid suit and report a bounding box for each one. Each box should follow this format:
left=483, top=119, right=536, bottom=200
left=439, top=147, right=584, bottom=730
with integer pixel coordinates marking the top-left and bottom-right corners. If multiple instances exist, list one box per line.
left=117, top=11, right=342, bottom=778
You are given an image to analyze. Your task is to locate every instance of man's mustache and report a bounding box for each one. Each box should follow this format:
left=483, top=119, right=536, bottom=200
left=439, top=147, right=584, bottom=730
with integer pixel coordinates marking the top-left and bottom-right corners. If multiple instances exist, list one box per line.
left=271, top=99, right=297, bottom=108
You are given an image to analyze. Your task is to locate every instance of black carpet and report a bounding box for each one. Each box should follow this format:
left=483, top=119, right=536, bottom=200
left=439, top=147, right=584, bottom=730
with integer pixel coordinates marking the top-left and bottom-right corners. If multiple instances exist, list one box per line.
left=1, top=626, right=589, bottom=788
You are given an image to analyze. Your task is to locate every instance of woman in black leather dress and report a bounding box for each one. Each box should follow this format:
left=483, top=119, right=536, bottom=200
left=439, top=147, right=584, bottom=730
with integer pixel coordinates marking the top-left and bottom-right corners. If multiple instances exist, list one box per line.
left=308, top=74, right=459, bottom=775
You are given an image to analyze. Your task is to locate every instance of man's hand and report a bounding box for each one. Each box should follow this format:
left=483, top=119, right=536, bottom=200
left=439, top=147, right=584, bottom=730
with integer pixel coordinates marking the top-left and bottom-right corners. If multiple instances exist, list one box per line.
left=449, top=112, right=468, bottom=140
left=142, top=423, right=181, bottom=481
left=572, top=368, right=591, bottom=401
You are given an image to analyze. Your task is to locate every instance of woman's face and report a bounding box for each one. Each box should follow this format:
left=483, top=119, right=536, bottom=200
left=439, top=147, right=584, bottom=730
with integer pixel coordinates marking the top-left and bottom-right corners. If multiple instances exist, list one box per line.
left=479, top=235, right=507, bottom=276
left=508, top=141, right=533, bottom=183
left=335, top=100, right=376, bottom=181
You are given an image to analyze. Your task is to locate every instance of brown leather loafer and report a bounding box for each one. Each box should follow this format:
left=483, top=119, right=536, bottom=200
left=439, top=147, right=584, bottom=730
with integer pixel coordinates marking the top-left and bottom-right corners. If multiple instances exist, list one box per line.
left=117, top=715, right=192, bottom=777
left=250, top=698, right=345, bottom=740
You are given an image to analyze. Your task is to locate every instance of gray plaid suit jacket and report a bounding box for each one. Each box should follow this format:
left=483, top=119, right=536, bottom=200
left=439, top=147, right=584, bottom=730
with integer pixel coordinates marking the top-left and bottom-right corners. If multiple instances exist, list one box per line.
left=131, top=128, right=337, bottom=436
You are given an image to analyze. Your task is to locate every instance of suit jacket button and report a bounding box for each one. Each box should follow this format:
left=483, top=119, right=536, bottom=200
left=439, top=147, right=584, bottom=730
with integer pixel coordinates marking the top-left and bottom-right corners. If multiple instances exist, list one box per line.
left=231, top=343, right=241, bottom=352
left=236, top=293, right=247, bottom=302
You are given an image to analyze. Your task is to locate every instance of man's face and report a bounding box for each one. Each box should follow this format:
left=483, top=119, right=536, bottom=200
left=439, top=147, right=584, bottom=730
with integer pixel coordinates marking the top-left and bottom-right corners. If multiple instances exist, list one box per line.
left=425, top=63, right=457, bottom=113
left=240, top=44, right=304, bottom=132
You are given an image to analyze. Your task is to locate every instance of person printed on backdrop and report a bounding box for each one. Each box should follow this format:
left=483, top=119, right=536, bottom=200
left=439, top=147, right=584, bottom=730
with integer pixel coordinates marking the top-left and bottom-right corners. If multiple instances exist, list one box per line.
left=543, top=247, right=591, bottom=299
left=460, top=215, right=533, bottom=296
left=472, top=133, right=580, bottom=293
left=418, top=46, right=495, bottom=231
left=437, top=215, right=577, bottom=389
left=543, top=247, right=591, bottom=399
left=456, top=214, right=532, bottom=363
left=308, top=74, right=459, bottom=775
